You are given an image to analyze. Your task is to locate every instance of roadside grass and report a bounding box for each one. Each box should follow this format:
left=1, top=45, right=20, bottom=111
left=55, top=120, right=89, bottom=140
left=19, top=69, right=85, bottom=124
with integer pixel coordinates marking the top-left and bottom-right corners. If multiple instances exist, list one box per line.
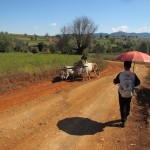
left=0, top=53, right=81, bottom=79
left=89, top=53, right=118, bottom=70
left=0, top=52, right=115, bottom=94
left=0, top=53, right=114, bottom=79
left=89, top=53, right=118, bottom=61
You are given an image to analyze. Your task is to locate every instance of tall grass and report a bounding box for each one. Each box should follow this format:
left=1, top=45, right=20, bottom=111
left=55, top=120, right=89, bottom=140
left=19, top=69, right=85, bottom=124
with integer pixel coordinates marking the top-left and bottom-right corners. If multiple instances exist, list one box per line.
left=0, top=53, right=111, bottom=79
left=89, top=53, right=118, bottom=61
left=88, top=53, right=117, bottom=70
left=0, top=53, right=81, bottom=78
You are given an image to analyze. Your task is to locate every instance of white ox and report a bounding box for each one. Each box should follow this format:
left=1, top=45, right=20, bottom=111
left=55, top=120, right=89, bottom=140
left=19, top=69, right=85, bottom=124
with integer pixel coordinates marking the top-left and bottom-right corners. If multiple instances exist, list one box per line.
left=60, top=66, right=75, bottom=80
left=74, top=61, right=100, bottom=81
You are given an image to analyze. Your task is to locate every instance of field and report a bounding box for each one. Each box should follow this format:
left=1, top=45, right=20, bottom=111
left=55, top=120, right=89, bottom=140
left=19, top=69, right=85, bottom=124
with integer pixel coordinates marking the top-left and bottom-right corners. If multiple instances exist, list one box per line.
left=0, top=53, right=82, bottom=78
left=0, top=53, right=112, bottom=78
left=0, top=53, right=109, bottom=94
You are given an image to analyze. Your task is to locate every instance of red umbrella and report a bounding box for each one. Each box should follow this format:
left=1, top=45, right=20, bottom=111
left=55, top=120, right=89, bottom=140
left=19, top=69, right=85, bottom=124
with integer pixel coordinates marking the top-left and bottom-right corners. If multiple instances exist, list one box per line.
left=116, top=51, right=150, bottom=63
left=116, top=51, right=150, bottom=72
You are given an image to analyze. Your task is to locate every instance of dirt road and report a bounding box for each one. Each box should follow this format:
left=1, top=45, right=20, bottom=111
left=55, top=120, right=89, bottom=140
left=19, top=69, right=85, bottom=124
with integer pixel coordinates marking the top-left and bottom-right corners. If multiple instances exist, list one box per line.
left=0, top=61, right=149, bottom=150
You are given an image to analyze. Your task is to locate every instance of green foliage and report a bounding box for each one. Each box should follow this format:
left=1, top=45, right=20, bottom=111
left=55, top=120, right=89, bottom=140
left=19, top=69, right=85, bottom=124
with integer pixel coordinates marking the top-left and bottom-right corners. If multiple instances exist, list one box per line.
left=0, top=53, right=81, bottom=78
left=88, top=54, right=106, bottom=70
left=138, top=41, right=149, bottom=53
left=14, top=39, right=28, bottom=52
left=0, top=53, right=110, bottom=80
left=92, top=36, right=150, bottom=54
left=1, top=32, right=150, bottom=55
left=93, top=43, right=107, bottom=53
left=0, top=32, right=15, bottom=52
left=37, top=42, right=44, bottom=52
left=30, top=47, right=39, bottom=53
left=89, top=53, right=117, bottom=61
left=49, top=43, right=58, bottom=53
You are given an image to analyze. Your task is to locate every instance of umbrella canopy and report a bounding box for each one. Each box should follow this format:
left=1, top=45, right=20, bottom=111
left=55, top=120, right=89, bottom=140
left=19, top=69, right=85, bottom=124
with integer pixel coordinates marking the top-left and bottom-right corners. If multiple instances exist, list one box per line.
left=116, top=51, right=150, bottom=63
left=116, top=51, right=150, bottom=72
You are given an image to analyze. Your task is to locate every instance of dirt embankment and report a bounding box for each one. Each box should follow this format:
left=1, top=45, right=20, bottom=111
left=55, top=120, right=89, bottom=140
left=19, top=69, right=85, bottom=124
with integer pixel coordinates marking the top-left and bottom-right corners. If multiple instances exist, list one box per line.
left=0, top=70, right=60, bottom=95
left=0, top=61, right=149, bottom=150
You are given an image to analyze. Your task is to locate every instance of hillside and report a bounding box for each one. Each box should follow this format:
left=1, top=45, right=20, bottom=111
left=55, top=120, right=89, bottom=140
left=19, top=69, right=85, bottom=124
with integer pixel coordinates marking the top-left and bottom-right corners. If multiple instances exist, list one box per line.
left=1, top=31, right=150, bottom=54
left=95, top=31, right=150, bottom=38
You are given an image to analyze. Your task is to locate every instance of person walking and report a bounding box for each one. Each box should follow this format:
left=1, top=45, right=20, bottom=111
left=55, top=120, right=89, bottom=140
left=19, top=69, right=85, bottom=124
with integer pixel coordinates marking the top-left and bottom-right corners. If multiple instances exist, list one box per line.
left=113, top=61, right=140, bottom=127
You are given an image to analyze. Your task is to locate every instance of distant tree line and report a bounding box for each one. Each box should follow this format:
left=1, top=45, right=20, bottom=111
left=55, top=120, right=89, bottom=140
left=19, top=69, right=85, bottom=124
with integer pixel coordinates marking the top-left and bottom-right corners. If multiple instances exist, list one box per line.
left=0, top=32, right=49, bottom=53
left=0, top=16, right=150, bottom=54
left=91, top=36, right=150, bottom=54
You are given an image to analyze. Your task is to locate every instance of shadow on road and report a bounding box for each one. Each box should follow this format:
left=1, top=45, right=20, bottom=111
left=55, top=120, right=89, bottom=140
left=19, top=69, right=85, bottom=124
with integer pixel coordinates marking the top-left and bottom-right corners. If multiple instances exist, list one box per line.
left=57, top=117, right=121, bottom=135
left=52, top=76, right=62, bottom=83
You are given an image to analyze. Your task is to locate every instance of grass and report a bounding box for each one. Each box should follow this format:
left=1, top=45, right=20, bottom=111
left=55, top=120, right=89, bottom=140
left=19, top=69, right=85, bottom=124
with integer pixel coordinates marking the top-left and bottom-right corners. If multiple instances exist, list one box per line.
left=0, top=53, right=81, bottom=78
left=0, top=52, right=110, bottom=94
left=0, top=53, right=112, bottom=79
left=89, top=53, right=118, bottom=61
left=0, top=52, right=116, bottom=89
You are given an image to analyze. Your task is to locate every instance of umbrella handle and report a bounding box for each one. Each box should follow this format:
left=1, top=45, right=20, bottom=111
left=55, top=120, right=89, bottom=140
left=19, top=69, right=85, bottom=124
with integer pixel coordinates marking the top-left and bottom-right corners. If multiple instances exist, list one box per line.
left=133, top=62, right=135, bottom=72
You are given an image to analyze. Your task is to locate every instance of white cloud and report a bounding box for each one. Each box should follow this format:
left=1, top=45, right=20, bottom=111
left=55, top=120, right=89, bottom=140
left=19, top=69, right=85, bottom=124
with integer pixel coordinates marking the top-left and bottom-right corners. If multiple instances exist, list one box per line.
left=50, top=22, right=57, bottom=28
left=111, top=25, right=129, bottom=32
left=138, top=26, right=150, bottom=32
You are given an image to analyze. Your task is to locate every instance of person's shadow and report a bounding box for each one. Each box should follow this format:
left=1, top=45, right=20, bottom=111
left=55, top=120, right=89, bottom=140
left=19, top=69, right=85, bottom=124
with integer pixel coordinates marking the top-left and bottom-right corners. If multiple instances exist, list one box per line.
left=57, top=117, right=121, bottom=135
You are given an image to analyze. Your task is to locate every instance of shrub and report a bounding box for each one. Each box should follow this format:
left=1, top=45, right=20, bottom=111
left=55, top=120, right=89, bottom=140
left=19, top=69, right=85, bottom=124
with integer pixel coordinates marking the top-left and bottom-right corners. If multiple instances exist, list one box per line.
left=0, top=32, right=15, bottom=52
left=31, top=47, right=39, bottom=53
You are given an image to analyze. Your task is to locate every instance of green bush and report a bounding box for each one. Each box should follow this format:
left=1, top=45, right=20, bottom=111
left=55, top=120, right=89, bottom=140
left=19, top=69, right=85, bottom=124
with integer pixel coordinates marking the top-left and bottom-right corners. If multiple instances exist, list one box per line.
left=31, top=47, right=39, bottom=53
left=0, top=32, right=15, bottom=52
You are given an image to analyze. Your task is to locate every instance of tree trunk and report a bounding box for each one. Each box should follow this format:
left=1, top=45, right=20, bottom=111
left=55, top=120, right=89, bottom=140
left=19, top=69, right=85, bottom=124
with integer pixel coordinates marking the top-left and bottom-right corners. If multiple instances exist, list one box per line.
left=75, top=46, right=84, bottom=55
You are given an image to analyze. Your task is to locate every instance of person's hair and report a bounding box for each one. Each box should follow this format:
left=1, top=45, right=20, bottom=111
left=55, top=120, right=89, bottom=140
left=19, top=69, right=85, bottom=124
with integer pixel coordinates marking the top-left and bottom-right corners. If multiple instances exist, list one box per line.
left=81, top=55, right=87, bottom=60
left=124, top=61, right=131, bottom=69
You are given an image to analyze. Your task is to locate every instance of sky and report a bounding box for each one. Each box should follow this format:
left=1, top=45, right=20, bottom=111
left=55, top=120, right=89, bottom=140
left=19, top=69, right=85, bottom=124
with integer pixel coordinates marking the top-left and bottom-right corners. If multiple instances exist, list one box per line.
left=0, top=0, right=150, bottom=36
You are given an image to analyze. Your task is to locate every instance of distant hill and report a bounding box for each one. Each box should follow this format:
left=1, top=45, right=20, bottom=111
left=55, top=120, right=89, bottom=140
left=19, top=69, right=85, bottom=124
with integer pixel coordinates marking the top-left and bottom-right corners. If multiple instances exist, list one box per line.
left=94, top=31, right=150, bottom=38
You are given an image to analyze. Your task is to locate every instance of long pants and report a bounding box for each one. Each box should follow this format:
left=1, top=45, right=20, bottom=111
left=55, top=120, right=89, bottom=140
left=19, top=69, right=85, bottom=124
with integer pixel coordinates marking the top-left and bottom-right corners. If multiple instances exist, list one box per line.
left=119, top=93, right=131, bottom=122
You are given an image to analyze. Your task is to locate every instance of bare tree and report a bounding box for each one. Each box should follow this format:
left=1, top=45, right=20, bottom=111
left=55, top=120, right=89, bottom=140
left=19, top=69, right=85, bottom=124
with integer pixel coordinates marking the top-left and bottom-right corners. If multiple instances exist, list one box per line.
left=72, top=16, right=97, bottom=54
left=58, top=25, right=72, bottom=54
left=59, top=16, right=97, bottom=55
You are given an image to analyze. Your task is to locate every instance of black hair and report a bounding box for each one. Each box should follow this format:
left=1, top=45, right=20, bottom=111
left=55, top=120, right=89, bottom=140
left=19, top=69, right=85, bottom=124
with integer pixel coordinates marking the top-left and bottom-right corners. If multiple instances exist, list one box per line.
left=81, top=55, right=87, bottom=60
left=124, top=61, right=131, bottom=69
